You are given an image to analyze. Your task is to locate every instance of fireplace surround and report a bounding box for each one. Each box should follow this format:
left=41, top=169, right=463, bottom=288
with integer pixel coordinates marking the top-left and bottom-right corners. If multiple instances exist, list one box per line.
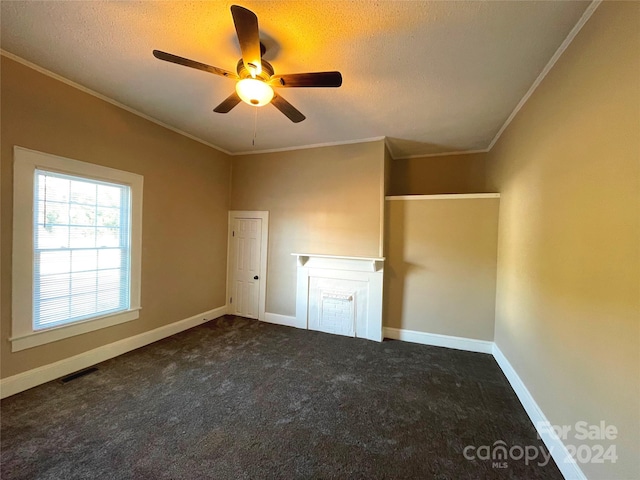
left=293, top=254, right=384, bottom=342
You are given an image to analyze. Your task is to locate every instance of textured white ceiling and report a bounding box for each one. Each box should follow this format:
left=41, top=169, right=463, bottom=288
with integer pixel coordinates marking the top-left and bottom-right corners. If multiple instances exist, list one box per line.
left=1, top=1, right=591, bottom=157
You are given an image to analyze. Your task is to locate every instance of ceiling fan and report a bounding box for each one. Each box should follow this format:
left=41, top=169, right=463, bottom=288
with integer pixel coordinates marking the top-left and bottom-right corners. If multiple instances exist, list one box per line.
left=152, top=5, right=342, bottom=123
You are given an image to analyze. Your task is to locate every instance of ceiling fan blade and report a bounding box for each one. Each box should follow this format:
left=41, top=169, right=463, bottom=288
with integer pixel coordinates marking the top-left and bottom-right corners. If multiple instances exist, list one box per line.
left=153, top=50, right=237, bottom=79
left=271, top=93, right=305, bottom=123
left=269, top=72, right=343, bottom=88
left=230, top=5, right=262, bottom=75
left=213, top=92, right=242, bottom=113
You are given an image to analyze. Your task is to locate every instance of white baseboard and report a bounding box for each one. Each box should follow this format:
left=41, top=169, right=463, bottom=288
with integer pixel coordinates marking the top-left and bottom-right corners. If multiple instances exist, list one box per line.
left=384, top=328, right=583, bottom=478
left=383, top=327, right=494, bottom=354
left=492, top=344, right=586, bottom=480
left=0, top=308, right=587, bottom=480
left=263, top=312, right=306, bottom=329
left=0, top=305, right=227, bottom=399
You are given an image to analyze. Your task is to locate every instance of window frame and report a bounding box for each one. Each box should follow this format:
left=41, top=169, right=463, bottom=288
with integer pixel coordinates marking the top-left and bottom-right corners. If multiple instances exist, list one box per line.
left=11, top=146, right=143, bottom=352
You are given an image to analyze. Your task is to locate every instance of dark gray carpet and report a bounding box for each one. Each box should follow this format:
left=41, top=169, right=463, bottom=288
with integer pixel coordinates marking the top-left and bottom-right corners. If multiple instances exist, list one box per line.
left=1, top=316, right=562, bottom=479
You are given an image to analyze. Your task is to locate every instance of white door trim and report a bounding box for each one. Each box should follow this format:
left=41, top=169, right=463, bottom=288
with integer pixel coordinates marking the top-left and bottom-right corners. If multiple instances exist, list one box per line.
left=227, top=211, right=269, bottom=321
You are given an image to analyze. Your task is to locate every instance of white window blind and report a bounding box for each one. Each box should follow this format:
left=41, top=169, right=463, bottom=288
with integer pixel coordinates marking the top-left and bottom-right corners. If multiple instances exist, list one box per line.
left=33, top=169, right=132, bottom=330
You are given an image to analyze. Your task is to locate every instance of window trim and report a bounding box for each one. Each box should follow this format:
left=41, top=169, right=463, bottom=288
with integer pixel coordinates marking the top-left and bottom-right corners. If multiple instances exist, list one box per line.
left=11, top=146, right=143, bottom=352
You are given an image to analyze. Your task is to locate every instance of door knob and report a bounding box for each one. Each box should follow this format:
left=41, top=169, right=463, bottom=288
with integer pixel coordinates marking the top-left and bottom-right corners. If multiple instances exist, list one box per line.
left=254, top=275, right=259, bottom=280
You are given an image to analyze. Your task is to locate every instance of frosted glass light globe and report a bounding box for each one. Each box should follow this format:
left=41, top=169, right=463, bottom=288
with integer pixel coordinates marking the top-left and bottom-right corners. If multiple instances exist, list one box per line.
left=235, top=78, right=274, bottom=107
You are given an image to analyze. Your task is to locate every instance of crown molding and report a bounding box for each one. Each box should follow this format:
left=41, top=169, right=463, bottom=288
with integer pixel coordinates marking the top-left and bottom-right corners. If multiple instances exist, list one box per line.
left=232, top=136, right=386, bottom=156
left=2, top=0, right=602, bottom=161
left=390, top=148, right=489, bottom=161
left=387, top=0, right=602, bottom=160
left=486, top=0, right=602, bottom=151
left=0, top=49, right=233, bottom=156
left=1, top=50, right=385, bottom=159
left=381, top=137, right=489, bottom=160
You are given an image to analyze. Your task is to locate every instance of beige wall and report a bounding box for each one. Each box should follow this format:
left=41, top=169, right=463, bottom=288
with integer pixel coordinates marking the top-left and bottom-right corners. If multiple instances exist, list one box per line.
left=384, top=198, right=498, bottom=340
left=389, top=152, right=493, bottom=195
left=2, top=7, right=638, bottom=478
left=382, top=142, right=393, bottom=256
left=1, top=57, right=231, bottom=378
left=384, top=143, right=393, bottom=199
left=231, top=141, right=384, bottom=316
left=487, top=2, right=639, bottom=478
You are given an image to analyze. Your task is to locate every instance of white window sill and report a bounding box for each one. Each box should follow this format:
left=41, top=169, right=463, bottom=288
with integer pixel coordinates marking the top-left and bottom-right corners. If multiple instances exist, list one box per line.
left=9, top=308, right=141, bottom=352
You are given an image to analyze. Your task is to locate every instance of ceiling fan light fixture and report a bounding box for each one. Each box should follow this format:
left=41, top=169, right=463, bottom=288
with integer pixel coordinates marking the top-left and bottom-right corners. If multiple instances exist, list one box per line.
left=154, top=5, right=341, bottom=121
left=235, top=78, right=274, bottom=107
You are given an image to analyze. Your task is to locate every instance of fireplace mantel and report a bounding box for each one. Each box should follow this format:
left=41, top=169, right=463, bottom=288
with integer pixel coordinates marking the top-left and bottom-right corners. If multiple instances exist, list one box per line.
left=293, top=253, right=384, bottom=342
left=292, top=253, right=385, bottom=272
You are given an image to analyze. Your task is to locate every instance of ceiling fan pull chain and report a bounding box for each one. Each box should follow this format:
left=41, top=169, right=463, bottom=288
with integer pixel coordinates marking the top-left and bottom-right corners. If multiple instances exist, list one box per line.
left=252, top=107, right=258, bottom=146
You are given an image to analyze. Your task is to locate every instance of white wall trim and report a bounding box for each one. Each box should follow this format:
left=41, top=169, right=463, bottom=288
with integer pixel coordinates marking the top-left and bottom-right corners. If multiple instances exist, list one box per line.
left=0, top=56, right=383, bottom=158
left=383, top=327, right=493, bottom=354
left=486, top=0, right=602, bottom=151
left=263, top=312, right=306, bottom=329
left=386, top=328, right=587, bottom=478
left=0, top=306, right=589, bottom=480
left=232, top=136, right=386, bottom=156
left=492, top=344, right=587, bottom=480
left=11, top=146, right=144, bottom=352
left=390, top=148, right=489, bottom=160
left=3, top=0, right=601, bottom=163
left=10, top=308, right=141, bottom=352
left=0, top=50, right=475, bottom=161
left=384, top=0, right=602, bottom=159
left=1, top=53, right=384, bottom=158
left=386, top=193, right=500, bottom=201
left=0, top=50, right=233, bottom=156
left=0, top=305, right=227, bottom=399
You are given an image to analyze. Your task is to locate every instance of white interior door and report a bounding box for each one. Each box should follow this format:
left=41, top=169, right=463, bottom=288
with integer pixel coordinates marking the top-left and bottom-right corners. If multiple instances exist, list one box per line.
left=229, top=216, right=262, bottom=319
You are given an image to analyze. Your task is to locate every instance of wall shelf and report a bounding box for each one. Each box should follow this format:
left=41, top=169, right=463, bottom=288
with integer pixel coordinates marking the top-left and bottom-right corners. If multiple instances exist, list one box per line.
left=292, top=253, right=385, bottom=272
left=385, top=193, right=500, bottom=201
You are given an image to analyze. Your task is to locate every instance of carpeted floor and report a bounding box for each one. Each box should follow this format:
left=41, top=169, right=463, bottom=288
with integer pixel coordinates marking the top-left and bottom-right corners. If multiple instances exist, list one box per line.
left=1, top=316, right=562, bottom=479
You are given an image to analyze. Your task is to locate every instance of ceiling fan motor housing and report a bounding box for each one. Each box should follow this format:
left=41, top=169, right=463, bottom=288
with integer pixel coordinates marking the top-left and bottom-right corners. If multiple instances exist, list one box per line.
left=236, top=58, right=274, bottom=81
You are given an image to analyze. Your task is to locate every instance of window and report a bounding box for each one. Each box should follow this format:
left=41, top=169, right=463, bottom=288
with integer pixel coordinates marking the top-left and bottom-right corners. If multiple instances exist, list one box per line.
left=12, top=147, right=143, bottom=351
left=34, top=170, right=132, bottom=329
